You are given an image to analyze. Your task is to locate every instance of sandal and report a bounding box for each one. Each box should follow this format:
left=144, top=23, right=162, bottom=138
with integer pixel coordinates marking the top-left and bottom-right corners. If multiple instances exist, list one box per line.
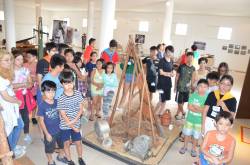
left=95, top=113, right=102, bottom=118
left=89, top=115, right=95, bottom=121
left=191, top=149, right=197, bottom=157
left=179, top=147, right=187, bottom=154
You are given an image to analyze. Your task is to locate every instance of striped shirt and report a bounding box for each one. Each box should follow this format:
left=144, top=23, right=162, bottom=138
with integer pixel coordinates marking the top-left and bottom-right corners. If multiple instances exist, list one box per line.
left=57, top=90, right=84, bottom=130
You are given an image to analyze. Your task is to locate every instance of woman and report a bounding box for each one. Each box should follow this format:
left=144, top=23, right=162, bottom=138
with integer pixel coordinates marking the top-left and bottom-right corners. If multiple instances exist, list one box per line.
left=0, top=50, right=26, bottom=158
left=193, top=57, right=209, bottom=90
left=218, top=62, right=229, bottom=79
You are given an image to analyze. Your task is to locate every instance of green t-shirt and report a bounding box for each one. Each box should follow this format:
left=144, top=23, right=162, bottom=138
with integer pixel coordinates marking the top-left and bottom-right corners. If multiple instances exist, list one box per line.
left=120, top=58, right=134, bottom=74
left=186, top=92, right=208, bottom=124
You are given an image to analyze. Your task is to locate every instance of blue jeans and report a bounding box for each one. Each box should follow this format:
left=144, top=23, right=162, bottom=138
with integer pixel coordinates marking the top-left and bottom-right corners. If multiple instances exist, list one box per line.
left=7, top=117, right=24, bottom=151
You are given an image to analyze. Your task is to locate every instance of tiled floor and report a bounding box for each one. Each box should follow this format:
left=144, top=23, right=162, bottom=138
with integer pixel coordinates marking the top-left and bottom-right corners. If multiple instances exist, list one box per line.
left=20, top=72, right=249, bottom=165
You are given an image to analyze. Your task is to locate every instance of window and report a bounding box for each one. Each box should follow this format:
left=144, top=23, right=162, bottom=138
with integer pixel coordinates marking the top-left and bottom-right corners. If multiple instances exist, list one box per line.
left=139, top=21, right=149, bottom=32
left=113, top=20, right=117, bottom=30
left=175, top=23, right=187, bottom=35
left=63, top=18, right=70, bottom=26
left=82, top=18, right=87, bottom=28
left=217, top=27, right=232, bottom=40
left=0, top=11, right=4, bottom=20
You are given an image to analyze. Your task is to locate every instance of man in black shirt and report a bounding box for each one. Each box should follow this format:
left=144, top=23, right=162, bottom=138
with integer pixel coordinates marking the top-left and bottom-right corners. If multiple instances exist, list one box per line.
left=142, top=46, right=160, bottom=102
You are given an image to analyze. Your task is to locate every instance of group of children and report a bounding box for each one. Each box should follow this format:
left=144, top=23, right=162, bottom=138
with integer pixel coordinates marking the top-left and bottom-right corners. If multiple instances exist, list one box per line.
left=0, top=38, right=237, bottom=165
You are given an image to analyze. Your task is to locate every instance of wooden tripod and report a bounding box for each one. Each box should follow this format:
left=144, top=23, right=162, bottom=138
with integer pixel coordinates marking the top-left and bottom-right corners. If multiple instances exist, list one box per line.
left=109, top=35, right=159, bottom=143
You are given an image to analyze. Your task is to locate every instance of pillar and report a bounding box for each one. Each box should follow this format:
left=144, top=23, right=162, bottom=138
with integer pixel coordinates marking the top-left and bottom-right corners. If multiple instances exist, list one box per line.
left=35, top=0, right=41, bottom=44
left=87, top=0, right=95, bottom=41
left=3, top=0, right=16, bottom=52
left=162, top=0, right=174, bottom=45
left=98, top=0, right=116, bottom=54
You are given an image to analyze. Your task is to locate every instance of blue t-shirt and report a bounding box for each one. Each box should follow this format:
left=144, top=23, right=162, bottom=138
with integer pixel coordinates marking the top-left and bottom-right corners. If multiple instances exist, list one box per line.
left=42, top=73, right=63, bottom=99
left=37, top=100, right=60, bottom=135
left=85, top=62, right=96, bottom=77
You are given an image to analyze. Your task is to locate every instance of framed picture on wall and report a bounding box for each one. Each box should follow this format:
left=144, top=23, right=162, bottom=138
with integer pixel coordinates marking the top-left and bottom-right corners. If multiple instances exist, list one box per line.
left=228, top=49, right=233, bottom=54
left=135, top=34, right=145, bottom=44
left=241, top=45, right=247, bottom=50
left=0, top=24, right=2, bottom=32
left=222, top=45, right=227, bottom=50
left=234, top=50, right=240, bottom=55
left=240, top=51, right=246, bottom=55
left=235, top=45, right=240, bottom=49
left=228, top=44, right=234, bottom=49
left=248, top=49, right=250, bottom=54
left=193, top=41, right=206, bottom=50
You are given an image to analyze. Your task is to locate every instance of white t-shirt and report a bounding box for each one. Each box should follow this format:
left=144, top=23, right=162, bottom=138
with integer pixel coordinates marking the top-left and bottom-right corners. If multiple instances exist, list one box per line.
left=0, top=76, right=20, bottom=136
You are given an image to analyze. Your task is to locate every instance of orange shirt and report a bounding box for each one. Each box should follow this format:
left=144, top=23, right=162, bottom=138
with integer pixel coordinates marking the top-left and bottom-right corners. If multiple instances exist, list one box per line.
left=204, top=130, right=234, bottom=159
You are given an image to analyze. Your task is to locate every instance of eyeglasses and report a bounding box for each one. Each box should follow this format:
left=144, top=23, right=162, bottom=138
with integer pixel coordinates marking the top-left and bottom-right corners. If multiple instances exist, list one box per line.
left=220, top=82, right=232, bottom=87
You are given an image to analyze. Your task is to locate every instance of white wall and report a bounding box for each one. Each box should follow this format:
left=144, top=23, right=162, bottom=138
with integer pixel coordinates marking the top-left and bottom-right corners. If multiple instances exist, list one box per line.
left=0, top=5, right=249, bottom=72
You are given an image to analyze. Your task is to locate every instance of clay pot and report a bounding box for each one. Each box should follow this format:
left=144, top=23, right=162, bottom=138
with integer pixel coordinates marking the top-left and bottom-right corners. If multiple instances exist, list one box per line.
left=161, top=109, right=171, bottom=126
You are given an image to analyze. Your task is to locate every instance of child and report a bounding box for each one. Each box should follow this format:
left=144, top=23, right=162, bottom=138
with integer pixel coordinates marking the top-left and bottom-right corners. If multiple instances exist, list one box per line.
left=155, top=45, right=174, bottom=115
left=179, top=79, right=209, bottom=157
left=102, top=62, right=118, bottom=120
left=194, top=57, right=209, bottom=88
left=85, top=52, right=97, bottom=113
left=58, top=71, right=86, bottom=165
left=74, top=53, right=88, bottom=97
left=36, top=42, right=57, bottom=105
left=12, top=50, right=34, bottom=144
left=42, top=55, right=66, bottom=100
left=100, top=39, right=119, bottom=64
left=202, top=75, right=237, bottom=135
left=0, top=50, right=25, bottom=158
left=157, top=43, right=165, bottom=59
left=24, top=49, right=38, bottom=124
left=199, top=111, right=236, bottom=165
left=142, top=46, right=160, bottom=102
left=90, top=59, right=105, bottom=120
left=218, top=62, right=229, bottom=79
left=37, top=80, right=67, bottom=165
left=206, top=71, right=220, bottom=93
left=191, top=44, right=200, bottom=70
left=83, top=38, right=96, bottom=64
left=58, top=43, right=70, bottom=57
left=175, top=52, right=196, bottom=120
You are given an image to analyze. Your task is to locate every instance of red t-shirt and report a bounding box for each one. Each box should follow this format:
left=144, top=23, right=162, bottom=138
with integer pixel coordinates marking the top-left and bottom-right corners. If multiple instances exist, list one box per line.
left=83, top=45, right=93, bottom=63
left=180, top=53, right=187, bottom=65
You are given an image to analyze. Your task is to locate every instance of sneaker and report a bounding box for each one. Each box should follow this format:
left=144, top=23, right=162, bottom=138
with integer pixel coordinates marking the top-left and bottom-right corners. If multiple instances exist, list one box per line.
left=13, top=147, right=26, bottom=159
left=179, top=147, right=187, bottom=154
left=56, top=155, right=68, bottom=164
left=67, top=160, right=75, bottom=165
left=24, top=134, right=33, bottom=145
left=78, top=158, right=86, bottom=165
left=48, top=161, right=56, bottom=165
left=191, top=149, right=197, bottom=157
left=32, top=118, right=38, bottom=124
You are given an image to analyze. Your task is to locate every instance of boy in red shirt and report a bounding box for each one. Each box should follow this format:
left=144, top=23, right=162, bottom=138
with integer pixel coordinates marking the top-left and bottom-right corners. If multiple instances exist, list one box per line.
left=100, top=39, right=119, bottom=64
left=83, top=38, right=96, bottom=64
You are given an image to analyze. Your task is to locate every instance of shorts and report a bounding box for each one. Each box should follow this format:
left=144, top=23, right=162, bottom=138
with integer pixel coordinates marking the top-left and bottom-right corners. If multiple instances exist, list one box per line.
left=44, top=132, right=64, bottom=153
left=159, top=88, right=171, bottom=102
left=125, top=73, right=135, bottom=83
left=175, top=91, right=189, bottom=104
left=204, top=117, right=216, bottom=135
left=182, top=120, right=202, bottom=139
left=61, top=129, right=82, bottom=142
left=147, top=81, right=157, bottom=93
left=199, top=153, right=225, bottom=165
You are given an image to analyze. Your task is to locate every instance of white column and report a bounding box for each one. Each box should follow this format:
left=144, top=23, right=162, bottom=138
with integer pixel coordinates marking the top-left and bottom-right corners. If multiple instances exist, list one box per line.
left=3, top=0, right=16, bottom=52
left=87, top=0, right=95, bottom=41
left=162, top=0, right=174, bottom=45
left=98, top=0, right=116, bottom=54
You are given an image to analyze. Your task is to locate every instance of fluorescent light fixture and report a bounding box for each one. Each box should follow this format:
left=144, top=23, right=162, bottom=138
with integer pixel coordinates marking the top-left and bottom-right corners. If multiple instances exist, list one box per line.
left=217, top=27, right=232, bottom=40
left=139, top=21, right=149, bottom=32
left=82, top=18, right=87, bottom=28
left=0, top=11, right=4, bottom=20
left=175, top=23, right=188, bottom=35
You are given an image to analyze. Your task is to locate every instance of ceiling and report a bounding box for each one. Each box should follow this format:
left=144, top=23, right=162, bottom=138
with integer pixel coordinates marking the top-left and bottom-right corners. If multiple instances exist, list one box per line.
left=7, top=0, right=250, bottom=16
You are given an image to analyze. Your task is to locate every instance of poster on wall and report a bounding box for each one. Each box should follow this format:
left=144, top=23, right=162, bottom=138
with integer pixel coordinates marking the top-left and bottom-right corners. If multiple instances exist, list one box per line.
left=228, top=44, right=234, bottom=49
left=241, top=51, right=246, bottom=55
left=241, top=45, right=247, bottom=50
left=52, top=20, right=68, bottom=44
left=222, top=45, right=227, bottom=50
left=0, top=24, right=2, bottom=32
left=193, top=41, right=206, bottom=50
left=248, top=49, right=250, bottom=54
left=228, top=49, right=233, bottom=54
left=135, top=34, right=145, bottom=44
left=234, top=50, right=240, bottom=55
left=235, top=45, right=240, bottom=49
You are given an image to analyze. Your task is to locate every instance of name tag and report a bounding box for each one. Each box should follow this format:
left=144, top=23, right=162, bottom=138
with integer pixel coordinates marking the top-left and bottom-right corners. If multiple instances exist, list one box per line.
left=159, top=89, right=164, bottom=94
left=128, top=61, right=131, bottom=65
left=211, top=106, right=220, bottom=117
left=151, top=82, right=156, bottom=86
